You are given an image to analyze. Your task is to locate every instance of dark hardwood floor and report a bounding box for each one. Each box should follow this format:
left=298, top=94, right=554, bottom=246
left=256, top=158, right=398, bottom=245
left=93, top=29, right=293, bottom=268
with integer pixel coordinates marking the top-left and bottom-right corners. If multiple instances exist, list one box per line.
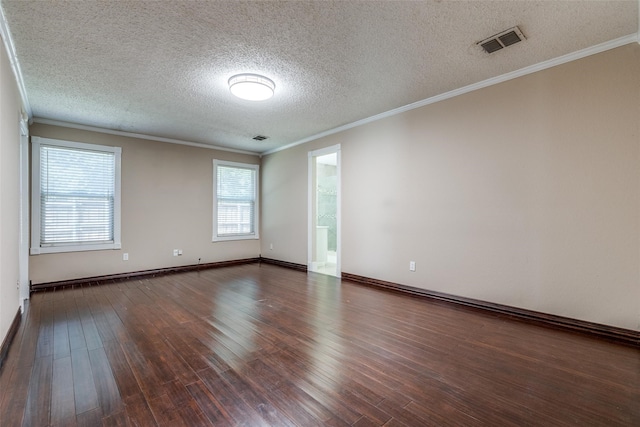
left=1, top=264, right=638, bottom=426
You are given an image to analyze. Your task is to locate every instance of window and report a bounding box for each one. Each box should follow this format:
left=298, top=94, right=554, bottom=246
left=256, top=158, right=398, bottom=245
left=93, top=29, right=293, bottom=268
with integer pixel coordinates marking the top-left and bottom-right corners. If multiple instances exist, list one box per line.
left=213, top=160, right=259, bottom=241
left=31, top=137, right=121, bottom=254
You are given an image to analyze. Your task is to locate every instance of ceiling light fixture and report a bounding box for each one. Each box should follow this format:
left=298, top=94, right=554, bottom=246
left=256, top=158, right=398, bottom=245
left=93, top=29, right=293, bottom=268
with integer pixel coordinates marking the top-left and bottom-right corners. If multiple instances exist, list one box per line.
left=228, top=73, right=275, bottom=101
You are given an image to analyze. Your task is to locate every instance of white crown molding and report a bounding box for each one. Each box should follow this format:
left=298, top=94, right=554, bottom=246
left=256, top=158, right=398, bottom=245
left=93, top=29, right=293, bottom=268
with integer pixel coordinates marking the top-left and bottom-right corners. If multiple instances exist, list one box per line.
left=0, top=4, right=32, bottom=119
left=32, top=118, right=260, bottom=156
left=262, top=33, right=638, bottom=156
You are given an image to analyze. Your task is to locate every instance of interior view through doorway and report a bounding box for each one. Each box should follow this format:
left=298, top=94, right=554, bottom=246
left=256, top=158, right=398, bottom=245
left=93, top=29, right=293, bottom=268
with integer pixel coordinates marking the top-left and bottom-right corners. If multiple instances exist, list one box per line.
left=308, top=145, right=340, bottom=277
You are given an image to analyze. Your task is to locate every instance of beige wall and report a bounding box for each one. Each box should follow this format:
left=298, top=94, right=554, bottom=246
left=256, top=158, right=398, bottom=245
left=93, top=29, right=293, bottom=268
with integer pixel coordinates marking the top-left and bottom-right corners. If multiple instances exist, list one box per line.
left=261, top=44, right=640, bottom=331
left=0, top=41, right=22, bottom=343
left=29, top=124, right=260, bottom=284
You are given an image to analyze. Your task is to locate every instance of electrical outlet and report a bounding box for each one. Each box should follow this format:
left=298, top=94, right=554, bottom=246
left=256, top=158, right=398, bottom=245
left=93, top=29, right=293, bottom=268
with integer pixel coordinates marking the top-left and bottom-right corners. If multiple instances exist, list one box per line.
left=409, top=261, right=416, bottom=271
left=178, top=249, right=183, bottom=256
left=123, top=253, right=129, bottom=261
left=173, top=249, right=178, bottom=256
left=270, top=243, right=273, bottom=250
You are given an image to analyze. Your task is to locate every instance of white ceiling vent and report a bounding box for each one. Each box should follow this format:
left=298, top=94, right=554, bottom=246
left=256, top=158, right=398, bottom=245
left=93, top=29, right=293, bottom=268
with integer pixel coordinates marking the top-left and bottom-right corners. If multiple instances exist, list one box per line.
left=478, top=26, right=526, bottom=54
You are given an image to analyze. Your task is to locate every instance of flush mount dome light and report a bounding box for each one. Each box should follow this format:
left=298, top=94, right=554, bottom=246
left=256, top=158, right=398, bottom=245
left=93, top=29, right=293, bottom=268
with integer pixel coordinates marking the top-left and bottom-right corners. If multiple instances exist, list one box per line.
left=228, top=73, right=275, bottom=101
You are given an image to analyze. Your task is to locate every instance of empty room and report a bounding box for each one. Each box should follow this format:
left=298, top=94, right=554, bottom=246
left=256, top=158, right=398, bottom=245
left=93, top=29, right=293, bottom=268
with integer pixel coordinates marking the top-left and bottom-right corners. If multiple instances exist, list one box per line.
left=0, top=1, right=639, bottom=426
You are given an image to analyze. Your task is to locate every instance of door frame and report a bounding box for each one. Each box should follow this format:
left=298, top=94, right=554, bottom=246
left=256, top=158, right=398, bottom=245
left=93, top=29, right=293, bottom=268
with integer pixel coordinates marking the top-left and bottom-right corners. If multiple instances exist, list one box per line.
left=19, top=116, right=29, bottom=308
left=307, top=144, right=341, bottom=277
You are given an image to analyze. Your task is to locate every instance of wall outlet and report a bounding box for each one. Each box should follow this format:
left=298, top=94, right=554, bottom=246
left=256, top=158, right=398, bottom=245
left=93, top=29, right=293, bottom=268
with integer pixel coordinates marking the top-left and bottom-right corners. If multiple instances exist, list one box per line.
left=123, top=253, right=129, bottom=261
left=270, top=243, right=273, bottom=250
left=409, top=261, right=416, bottom=271
left=178, top=249, right=183, bottom=256
left=173, top=249, right=178, bottom=256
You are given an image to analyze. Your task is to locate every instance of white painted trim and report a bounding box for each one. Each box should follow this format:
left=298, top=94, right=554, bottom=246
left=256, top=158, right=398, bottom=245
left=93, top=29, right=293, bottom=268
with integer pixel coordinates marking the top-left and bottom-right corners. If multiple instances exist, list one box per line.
left=0, top=4, right=32, bottom=118
left=30, top=136, right=122, bottom=255
left=308, top=144, right=341, bottom=277
left=310, top=144, right=342, bottom=159
left=307, top=152, right=313, bottom=272
left=335, top=147, right=341, bottom=278
left=33, top=118, right=260, bottom=157
left=19, top=118, right=29, bottom=308
left=212, top=159, right=260, bottom=242
left=263, top=33, right=638, bottom=156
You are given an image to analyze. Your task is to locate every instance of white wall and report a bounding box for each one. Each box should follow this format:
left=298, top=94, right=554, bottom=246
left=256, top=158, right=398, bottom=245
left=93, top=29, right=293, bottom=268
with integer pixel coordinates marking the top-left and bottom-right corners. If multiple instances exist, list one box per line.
left=29, top=124, right=261, bottom=284
left=261, top=44, right=640, bottom=331
left=0, top=36, right=22, bottom=344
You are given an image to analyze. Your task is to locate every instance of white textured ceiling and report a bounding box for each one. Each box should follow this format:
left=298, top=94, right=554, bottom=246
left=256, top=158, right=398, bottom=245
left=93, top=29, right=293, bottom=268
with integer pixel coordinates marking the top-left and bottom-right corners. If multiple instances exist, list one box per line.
left=1, top=1, right=637, bottom=154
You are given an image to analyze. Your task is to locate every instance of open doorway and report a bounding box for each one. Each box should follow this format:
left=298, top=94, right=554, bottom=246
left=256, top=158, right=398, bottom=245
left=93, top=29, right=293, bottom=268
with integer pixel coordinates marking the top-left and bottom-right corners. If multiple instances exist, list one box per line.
left=308, top=145, right=340, bottom=277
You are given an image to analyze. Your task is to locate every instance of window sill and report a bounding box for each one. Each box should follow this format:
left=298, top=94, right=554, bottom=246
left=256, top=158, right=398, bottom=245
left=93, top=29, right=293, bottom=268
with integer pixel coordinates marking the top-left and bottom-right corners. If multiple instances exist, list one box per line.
left=30, top=242, right=121, bottom=255
left=212, top=234, right=259, bottom=242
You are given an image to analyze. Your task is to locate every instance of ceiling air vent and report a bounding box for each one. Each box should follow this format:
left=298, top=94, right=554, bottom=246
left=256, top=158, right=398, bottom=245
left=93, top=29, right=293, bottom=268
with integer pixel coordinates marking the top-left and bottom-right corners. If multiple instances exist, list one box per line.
left=252, top=135, right=268, bottom=141
left=478, top=26, right=525, bottom=54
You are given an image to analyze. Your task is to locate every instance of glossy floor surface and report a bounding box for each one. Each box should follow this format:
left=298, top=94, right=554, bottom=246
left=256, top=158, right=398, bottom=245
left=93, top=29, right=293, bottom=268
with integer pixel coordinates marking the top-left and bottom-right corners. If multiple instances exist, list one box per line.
left=1, top=264, right=638, bottom=426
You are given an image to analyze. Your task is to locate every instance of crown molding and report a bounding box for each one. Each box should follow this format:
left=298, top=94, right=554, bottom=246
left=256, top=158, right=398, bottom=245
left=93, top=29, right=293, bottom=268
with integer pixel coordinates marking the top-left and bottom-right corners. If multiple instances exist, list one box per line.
left=262, top=33, right=638, bottom=156
left=32, top=118, right=260, bottom=156
left=0, top=4, right=32, bottom=119
left=4, top=0, right=636, bottom=158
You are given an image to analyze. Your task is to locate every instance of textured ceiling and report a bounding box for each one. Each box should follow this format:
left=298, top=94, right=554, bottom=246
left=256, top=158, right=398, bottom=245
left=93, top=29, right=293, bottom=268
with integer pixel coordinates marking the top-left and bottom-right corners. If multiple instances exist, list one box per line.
left=1, top=1, right=637, bottom=154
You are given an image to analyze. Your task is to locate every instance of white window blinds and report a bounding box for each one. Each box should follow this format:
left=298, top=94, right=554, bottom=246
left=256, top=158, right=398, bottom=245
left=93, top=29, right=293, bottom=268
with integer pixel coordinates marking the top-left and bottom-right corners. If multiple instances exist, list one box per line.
left=31, top=137, right=121, bottom=254
left=213, top=160, right=259, bottom=241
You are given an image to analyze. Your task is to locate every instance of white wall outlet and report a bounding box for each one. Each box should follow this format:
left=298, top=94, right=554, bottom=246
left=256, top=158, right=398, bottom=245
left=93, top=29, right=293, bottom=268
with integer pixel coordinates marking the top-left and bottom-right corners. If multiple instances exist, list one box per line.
left=270, top=243, right=273, bottom=250
left=178, top=249, right=183, bottom=256
left=173, top=249, right=178, bottom=256
left=123, top=253, right=129, bottom=261
left=409, top=261, right=416, bottom=271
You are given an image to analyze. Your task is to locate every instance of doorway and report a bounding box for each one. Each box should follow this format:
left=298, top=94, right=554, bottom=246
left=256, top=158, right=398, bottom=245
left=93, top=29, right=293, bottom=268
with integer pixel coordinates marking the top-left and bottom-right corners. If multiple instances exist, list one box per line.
left=308, top=145, right=340, bottom=277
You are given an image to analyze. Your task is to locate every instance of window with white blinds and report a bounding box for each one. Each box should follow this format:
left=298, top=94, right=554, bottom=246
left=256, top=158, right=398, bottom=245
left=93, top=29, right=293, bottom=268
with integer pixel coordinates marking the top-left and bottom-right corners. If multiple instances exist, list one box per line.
left=213, top=160, right=259, bottom=241
left=31, top=137, right=121, bottom=254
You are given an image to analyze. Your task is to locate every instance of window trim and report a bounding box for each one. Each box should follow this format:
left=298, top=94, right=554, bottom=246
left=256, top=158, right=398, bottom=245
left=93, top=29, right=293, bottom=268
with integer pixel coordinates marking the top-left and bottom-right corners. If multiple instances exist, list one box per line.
left=30, top=136, right=122, bottom=254
left=212, top=159, right=259, bottom=242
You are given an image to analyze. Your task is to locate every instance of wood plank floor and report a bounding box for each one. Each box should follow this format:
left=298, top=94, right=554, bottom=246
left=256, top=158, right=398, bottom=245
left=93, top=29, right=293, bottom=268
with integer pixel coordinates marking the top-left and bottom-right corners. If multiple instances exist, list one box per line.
left=1, top=263, right=638, bottom=426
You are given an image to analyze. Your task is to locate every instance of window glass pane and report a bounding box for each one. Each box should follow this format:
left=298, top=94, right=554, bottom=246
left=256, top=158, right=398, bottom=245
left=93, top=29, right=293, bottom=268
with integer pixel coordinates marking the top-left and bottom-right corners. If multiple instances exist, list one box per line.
left=215, top=163, right=257, bottom=238
left=40, top=145, right=115, bottom=245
